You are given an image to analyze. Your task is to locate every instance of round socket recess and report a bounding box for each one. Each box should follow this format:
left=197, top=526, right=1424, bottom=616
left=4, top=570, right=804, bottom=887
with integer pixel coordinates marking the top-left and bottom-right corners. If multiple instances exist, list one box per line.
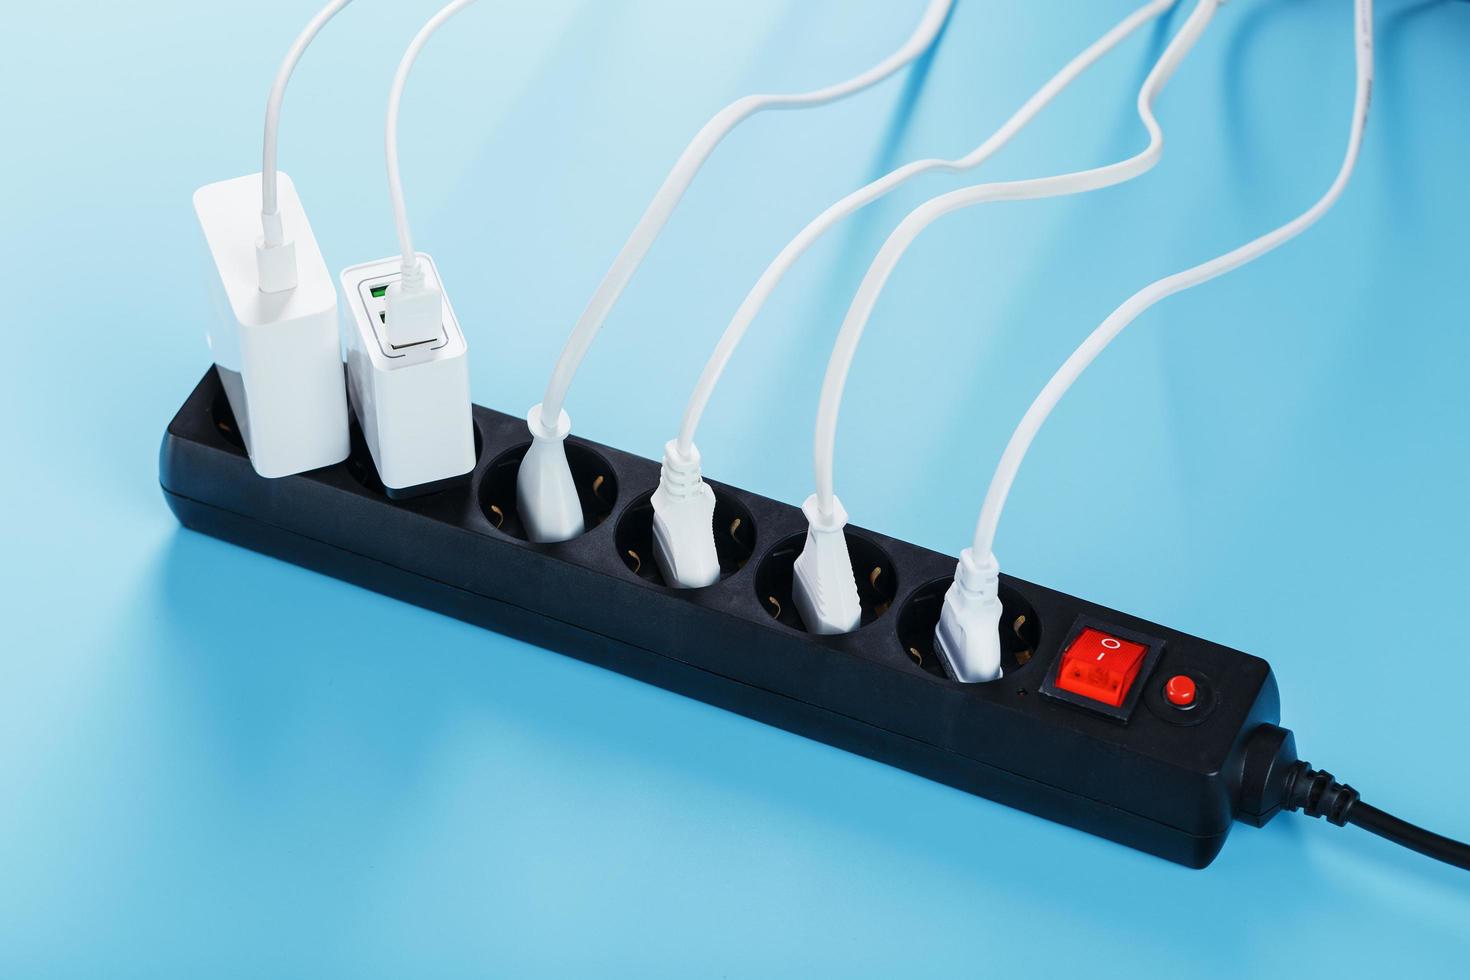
left=896, top=577, right=1041, bottom=680
left=615, top=488, right=756, bottom=588
left=478, top=440, right=617, bottom=540
left=754, top=530, right=897, bottom=632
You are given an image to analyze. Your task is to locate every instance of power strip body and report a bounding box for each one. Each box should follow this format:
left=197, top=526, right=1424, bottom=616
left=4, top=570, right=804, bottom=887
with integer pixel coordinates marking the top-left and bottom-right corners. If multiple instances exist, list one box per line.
left=161, top=369, right=1280, bottom=868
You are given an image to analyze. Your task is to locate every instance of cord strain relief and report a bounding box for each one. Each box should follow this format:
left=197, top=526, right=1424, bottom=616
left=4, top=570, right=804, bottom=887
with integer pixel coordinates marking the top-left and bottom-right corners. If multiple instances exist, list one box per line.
left=401, top=258, right=425, bottom=291
left=1284, top=762, right=1361, bottom=827
left=260, top=209, right=286, bottom=249
left=526, top=403, right=572, bottom=442
left=802, top=493, right=848, bottom=534
left=953, top=548, right=1000, bottom=596
left=659, top=440, right=704, bottom=497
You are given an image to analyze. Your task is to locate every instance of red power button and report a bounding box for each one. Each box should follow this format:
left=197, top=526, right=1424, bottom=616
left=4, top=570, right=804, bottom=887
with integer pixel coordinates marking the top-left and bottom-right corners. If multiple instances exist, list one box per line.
left=1165, top=674, right=1197, bottom=707
left=1055, top=628, right=1149, bottom=707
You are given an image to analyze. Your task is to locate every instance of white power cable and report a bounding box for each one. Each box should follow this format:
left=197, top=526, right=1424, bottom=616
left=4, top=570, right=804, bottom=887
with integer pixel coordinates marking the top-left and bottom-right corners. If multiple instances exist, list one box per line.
left=651, top=0, right=1177, bottom=591
left=536, top=0, right=955, bottom=425
left=382, top=0, right=479, bottom=347
left=971, top=0, right=1374, bottom=560
left=791, top=0, right=1221, bottom=636
left=518, top=0, right=955, bottom=545
left=387, top=0, right=478, bottom=285
left=676, top=0, right=1179, bottom=456
left=257, top=0, right=354, bottom=292
left=813, top=0, right=1221, bottom=521
left=935, top=0, right=1373, bottom=683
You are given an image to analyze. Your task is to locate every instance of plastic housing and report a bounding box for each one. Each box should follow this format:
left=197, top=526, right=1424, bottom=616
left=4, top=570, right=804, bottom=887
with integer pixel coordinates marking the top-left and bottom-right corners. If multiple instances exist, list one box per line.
left=339, top=253, right=474, bottom=498
left=193, top=172, right=349, bottom=478
left=162, top=368, right=1282, bottom=868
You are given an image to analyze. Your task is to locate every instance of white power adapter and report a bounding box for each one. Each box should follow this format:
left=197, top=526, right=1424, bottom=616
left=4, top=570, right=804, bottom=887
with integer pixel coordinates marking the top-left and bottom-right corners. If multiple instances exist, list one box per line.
left=194, top=171, right=350, bottom=478
left=340, top=252, right=475, bottom=498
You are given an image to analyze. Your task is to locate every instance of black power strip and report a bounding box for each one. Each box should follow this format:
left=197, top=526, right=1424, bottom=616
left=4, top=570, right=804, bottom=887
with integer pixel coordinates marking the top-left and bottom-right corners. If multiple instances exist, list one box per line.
left=161, top=368, right=1284, bottom=868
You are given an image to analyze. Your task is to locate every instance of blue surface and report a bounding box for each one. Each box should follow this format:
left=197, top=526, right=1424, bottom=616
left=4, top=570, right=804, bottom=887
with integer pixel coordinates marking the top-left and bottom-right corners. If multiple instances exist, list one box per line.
left=3, top=0, right=1468, bottom=975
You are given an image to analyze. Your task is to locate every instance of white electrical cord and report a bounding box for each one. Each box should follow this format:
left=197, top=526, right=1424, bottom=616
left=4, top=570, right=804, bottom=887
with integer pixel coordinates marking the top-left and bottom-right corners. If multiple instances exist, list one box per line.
left=788, top=0, right=1222, bottom=636
left=676, top=0, right=1178, bottom=456
left=383, top=0, right=479, bottom=347
left=812, top=0, right=1221, bottom=523
left=517, top=0, right=955, bottom=545
left=936, top=0, right=1374, bottom=683
left=257, top=0, right=355, bottom=292
left=650, top=0, right=1177, bottom=591
left=972, top=0, right=1374, bottom=561
left=388, top=0, right=477, bottom=281
left=537, top=0, right=954, bottom=425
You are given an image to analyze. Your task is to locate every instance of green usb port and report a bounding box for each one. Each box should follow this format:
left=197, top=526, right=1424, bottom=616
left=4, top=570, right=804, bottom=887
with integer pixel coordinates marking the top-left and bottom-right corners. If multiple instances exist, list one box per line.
left=370, top=284, right=389, bottom=299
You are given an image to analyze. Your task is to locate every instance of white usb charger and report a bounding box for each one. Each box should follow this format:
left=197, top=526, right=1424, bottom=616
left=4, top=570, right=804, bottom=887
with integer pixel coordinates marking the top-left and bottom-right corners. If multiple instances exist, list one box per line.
left=193, top=1, right=355, bottom=479
left=195, top=172, right=348, bottom=479
left=340, top=0, right=480, bottom=497
left=340, top=253, right=474, bottom=497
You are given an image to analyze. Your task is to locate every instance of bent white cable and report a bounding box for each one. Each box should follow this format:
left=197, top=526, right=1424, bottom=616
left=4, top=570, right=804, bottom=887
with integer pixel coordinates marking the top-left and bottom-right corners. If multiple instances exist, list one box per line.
left=792, top=0, right=1222, bottom=634
left=972, top=0, right=1374, bottom=562
left=257, top=0, right=355, bottom=292
left=520, top=0, right=954, bottom=545
left=536, top=0, right=954, bottom=426
left=383, top=0, right=479, bottom=347
left=813, top=0, right=1221, bottom=522
left=939, top=0, right=1374, bottom=683
left=654, top=0, right=1176, bottom=590
left=677, top=0, right=1177, bottom=456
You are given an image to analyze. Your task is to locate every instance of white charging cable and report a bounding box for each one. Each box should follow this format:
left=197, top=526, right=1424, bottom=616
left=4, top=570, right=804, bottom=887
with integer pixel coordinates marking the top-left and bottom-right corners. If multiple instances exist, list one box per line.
left=516, top=0, right=956, bottom=545
left=382, top=0, right=480, bottom=348
left=653, top=0, right=1178, bottom=589
left=793, top=0, right=1223, bottom=636
left=257, top=0, right=355, bottom=293
left=936, top=0, right=1375, bottom=682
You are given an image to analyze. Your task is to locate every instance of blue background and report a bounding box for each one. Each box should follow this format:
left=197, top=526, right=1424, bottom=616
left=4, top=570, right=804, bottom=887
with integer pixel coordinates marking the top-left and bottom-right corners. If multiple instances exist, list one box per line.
left=3, top=0, right=1467, bottom=975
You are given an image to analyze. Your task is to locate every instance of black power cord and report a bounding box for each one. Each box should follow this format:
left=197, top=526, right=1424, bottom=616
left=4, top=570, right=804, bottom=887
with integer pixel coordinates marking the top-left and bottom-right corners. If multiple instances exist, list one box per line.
left=1238, top=725, right=1470, bottom=872
left=1284, top=765, right=1470, bottom=871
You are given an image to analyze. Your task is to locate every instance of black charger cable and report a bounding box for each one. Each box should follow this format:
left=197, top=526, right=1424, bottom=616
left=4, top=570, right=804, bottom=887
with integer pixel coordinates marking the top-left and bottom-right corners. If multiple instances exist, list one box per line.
left=1239, top=726, right=1470, bottom=872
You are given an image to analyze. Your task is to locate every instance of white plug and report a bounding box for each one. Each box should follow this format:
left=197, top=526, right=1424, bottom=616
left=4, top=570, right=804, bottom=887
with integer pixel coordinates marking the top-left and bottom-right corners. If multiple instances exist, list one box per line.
left=340, top=252, right=474, bottom=496
left=791, top=494, right=862, bottom=635
left=255, top=210, right=299, bottom=294
left=194, top=171, right=349, bottom=479
left=384, top=260, right=443, bottom=348
left=516, top=404, right=584, bottom=543
left=651, top=440, right=720, bottom=589
left=933, top=548, right=1005, bottom=683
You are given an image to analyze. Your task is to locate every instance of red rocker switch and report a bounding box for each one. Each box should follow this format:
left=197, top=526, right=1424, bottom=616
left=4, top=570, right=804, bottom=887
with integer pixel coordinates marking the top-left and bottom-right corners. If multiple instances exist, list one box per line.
left=1055, top=628, right=1149, bottom=708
